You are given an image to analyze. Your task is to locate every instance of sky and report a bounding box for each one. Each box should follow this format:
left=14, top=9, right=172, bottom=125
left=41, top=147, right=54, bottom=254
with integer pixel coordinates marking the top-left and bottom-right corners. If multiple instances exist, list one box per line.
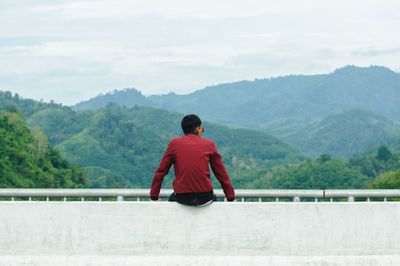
left=0, top=0, right=399, bottom=105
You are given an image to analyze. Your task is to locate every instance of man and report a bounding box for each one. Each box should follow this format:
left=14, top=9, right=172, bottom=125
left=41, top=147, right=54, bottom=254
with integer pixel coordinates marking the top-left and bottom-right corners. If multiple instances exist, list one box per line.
left=150, top=114, right=235, bottom=206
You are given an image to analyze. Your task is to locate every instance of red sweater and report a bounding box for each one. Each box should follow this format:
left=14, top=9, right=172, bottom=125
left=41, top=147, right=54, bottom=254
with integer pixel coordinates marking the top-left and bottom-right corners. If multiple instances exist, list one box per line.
left=150, top=134, right=235, bottom=201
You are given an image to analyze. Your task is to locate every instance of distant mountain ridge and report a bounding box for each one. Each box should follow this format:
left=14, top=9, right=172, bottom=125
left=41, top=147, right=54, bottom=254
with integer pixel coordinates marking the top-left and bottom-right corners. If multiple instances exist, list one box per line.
left=74, top=65, right=400, bottom=121
left=73, top=65, right=400, bottom=157
left=284, top=109, right=400, bottom=157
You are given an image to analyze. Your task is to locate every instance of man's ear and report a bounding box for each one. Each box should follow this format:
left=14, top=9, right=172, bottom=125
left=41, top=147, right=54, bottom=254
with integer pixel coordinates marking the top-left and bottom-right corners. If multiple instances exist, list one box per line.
left=195, top=126, right=201, bottom=135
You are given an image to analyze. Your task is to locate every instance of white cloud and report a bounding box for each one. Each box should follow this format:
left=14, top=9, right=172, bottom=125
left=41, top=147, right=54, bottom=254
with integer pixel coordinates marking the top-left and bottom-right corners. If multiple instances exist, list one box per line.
left=0, top=0, right=399, bottom=105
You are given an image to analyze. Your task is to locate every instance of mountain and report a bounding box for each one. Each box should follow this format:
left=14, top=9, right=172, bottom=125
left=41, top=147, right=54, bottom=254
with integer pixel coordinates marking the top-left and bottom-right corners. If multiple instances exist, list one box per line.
left=285, top=110, right=400, bottom=157
left=73, top=89, right=149, bottom=111
left=32, top=105, right=303, bottom=188
left=1, top=91, right=303, bottom=188
left=0, top=108, right=87, bottom=188
left=4, top=90, right=400, bottom=190
left=246, top=145, right=400, bottom=190
left=73, top=65, right=400, bottom=156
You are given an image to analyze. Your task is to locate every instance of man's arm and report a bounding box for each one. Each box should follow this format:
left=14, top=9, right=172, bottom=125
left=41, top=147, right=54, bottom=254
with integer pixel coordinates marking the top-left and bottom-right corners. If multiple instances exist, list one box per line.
left=150, top=141, right=174, bottom=200
left=210, top=142, right=235, bottom=201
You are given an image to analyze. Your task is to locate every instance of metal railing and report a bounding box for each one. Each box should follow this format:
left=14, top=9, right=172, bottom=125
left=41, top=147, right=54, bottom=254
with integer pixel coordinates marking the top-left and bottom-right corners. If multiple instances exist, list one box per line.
left=1, top=189, right=400, bottom=202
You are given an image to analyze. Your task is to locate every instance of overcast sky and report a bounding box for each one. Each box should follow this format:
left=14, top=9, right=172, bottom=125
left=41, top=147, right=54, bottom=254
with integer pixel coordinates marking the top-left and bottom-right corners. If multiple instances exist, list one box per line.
left=0, top=0, right=399, bottom=105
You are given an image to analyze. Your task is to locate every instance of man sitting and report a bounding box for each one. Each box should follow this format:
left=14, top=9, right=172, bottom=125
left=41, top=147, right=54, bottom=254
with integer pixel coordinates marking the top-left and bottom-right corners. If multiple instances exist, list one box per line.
left=150, top=114, right=235, bottom=206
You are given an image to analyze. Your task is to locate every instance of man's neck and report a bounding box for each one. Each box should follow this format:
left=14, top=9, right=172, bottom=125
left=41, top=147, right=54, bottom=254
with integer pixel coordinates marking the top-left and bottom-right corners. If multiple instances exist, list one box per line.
left=186, top=133, right=201, bottom=137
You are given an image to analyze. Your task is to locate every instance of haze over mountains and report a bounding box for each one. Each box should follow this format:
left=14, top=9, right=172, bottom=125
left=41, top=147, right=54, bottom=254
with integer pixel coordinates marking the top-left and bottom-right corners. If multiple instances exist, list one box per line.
left=74, top=65, right=400, bottom=157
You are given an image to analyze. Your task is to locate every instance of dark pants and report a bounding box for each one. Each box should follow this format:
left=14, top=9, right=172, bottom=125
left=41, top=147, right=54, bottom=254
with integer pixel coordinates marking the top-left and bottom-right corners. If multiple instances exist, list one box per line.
left=168, top=191, right=217, bottom=206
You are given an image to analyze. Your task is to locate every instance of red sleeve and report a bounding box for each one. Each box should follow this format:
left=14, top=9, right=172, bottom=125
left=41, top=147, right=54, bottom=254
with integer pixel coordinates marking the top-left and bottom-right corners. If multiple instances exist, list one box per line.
left=210, top=142, right=235, bottom=201
left=150, top=141, right=174, bottom=200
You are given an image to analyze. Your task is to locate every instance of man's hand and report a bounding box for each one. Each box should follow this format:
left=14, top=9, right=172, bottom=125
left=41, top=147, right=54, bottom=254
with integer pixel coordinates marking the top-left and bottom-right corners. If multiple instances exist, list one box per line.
left=150, top=195, right=159, bottom=201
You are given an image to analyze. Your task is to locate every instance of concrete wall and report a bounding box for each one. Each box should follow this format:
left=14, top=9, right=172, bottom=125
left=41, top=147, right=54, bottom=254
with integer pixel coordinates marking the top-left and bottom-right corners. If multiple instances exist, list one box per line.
left=1, top=202, right=399, bottom=265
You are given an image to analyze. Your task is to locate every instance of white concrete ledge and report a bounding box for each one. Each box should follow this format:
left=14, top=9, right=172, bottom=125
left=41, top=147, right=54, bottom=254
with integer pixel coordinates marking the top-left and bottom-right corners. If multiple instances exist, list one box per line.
left=2, top=255, right=400, bottom=266
left=1, top=202, right=400, bottom=265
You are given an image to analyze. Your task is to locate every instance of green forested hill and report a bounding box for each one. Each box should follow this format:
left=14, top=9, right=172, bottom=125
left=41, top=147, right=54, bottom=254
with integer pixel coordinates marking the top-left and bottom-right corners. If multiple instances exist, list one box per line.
left=245, top=146, right=400, bottom=189
left=1, top=91, right=303, bottom=188
left=30, top=104, right=303, bottom=188
left=3, top=90, right=400, bottom=189
left=0, top=108, right=87, bottom=188
left=73, top=66, right=400, bottom=157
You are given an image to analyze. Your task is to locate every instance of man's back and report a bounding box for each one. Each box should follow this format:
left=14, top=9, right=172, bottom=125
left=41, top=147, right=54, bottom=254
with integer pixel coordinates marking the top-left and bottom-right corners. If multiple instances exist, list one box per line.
left=150, top=134, right=235, bottom=201
left=171, top=134, right=216, bottom=193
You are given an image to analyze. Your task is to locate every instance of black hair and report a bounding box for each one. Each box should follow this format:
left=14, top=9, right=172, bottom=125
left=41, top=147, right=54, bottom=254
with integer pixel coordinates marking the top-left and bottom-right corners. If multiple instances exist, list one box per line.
left=181, top=114, right=202, bottom=135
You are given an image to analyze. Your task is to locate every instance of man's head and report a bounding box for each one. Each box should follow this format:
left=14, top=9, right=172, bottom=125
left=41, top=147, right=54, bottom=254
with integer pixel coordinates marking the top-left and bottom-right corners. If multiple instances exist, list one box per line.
left=181, top=114, right=204, bottom=137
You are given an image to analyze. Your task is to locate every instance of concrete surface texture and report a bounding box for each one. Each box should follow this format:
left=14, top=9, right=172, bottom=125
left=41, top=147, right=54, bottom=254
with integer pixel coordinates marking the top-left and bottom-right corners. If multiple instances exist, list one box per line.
left=0, top=202, right=399, bottom=265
